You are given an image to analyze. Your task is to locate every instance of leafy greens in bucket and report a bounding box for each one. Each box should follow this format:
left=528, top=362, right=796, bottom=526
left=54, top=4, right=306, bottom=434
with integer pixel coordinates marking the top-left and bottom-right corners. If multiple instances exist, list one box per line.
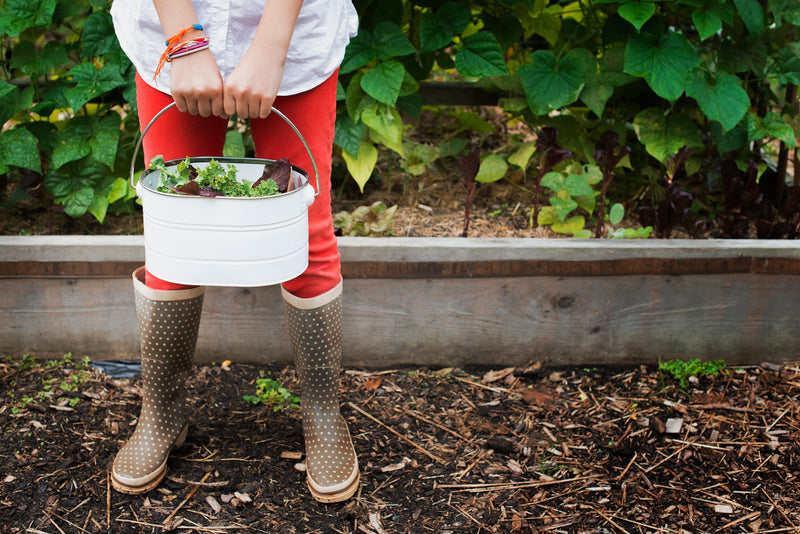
left=149, top=155, right=294, bottom=197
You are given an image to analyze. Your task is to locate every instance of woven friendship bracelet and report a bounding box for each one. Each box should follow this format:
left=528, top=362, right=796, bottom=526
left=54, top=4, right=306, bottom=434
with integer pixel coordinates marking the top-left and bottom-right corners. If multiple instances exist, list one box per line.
left=153, top=24, right=207, bottom=82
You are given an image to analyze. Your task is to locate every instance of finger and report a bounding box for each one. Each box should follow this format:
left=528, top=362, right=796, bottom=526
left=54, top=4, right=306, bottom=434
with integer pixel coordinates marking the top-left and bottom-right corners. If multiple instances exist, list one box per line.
left=211, top=96, right=227, bottom=118
left=185, top=98, right=199, bottom=116
left=174, top=95, right=188, bottom=114
left=223, top=92, right=237, bottom=118
left=237, top=99, right=251, bottom=120
left=258, top=99, right=272, bottom=120
left=197, top=98, right=212, bottom=118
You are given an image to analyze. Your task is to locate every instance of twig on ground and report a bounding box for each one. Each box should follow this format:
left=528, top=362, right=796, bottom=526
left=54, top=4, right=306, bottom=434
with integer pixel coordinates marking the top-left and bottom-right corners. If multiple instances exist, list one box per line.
left=347, top=401, right=445, bottom=464
left=438, top=475, right=596, bottom=493
left=162, top=471, right=212, bottom=528
left=593, top=507, right=632, bottom=534
left=761, top=487, right=800, bottom=533
left=401, top=407, right=471, bottom=442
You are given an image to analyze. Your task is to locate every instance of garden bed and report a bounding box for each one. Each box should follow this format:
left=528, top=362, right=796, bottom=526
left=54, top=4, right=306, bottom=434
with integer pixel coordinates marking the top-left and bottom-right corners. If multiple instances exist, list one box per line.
left=1, top=354, right=799, bottom=532
left=2, top=235, right=800, bottom=366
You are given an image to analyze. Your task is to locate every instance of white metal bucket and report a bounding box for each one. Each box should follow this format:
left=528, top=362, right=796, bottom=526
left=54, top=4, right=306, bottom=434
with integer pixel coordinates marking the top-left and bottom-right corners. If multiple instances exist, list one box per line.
left=131, top=103, right=318, bottom=287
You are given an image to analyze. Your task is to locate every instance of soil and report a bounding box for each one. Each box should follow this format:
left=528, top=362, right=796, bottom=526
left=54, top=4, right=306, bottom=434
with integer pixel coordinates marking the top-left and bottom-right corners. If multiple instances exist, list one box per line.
left=2, top=355, right=799, bottom=533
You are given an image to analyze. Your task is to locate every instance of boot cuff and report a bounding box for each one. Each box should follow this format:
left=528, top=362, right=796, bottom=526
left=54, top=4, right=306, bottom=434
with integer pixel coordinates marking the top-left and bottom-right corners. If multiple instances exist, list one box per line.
left=281, top=279, right=342, bottom=309
left=133, top=267, right=205, bottom=301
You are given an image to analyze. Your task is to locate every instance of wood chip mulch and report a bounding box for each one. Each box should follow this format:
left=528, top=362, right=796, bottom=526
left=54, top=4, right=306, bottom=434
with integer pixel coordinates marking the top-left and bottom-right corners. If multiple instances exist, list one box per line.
left=2, top=355, right=799, bottom=533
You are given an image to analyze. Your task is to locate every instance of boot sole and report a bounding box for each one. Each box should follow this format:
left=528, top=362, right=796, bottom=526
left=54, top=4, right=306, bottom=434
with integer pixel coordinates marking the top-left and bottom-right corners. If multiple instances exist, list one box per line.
left=308, top=470, right=360, bottom=503
left=111, top=423, right=188, bottom=495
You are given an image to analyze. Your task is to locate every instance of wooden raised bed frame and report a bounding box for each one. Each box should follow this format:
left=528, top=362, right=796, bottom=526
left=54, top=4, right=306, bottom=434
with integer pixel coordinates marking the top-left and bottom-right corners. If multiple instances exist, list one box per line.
left=1, top=235, right=799, bottom=367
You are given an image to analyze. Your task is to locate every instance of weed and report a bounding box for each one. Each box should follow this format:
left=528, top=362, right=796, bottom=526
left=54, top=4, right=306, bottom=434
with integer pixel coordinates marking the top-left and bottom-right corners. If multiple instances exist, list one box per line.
left=658, top=358, right=727, bottom=388
left=243, top=376, right=300, bottom=412
left=13, top=354, right=38, bottom=372
left=333, top=201, right=397, bottom=237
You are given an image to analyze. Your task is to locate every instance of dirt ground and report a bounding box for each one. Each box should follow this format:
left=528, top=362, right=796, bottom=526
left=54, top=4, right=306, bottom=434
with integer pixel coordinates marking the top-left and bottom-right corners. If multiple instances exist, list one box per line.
left=1, top=354, right=799, bottom=533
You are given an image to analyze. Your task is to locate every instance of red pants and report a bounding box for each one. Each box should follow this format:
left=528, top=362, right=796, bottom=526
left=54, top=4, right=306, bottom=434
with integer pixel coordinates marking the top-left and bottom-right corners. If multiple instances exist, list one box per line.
left=135, top=73, right=341, bottom=299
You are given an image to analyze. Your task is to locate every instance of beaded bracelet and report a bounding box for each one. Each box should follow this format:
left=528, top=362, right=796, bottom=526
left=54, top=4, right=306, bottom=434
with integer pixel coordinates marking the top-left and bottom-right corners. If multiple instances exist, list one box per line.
left=153, top=24, right=208, bottom=82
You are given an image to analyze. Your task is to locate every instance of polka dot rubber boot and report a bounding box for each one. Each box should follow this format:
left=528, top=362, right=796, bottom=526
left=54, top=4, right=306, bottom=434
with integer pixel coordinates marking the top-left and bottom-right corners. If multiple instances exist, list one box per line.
left=111, top=267, right=204, bottom=494
left=282, top=281, right=360, bottom=503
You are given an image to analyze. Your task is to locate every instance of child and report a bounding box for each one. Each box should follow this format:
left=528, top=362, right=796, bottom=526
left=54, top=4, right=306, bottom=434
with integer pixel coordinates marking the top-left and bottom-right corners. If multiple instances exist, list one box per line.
left=110, top=0, right=360, bottom=503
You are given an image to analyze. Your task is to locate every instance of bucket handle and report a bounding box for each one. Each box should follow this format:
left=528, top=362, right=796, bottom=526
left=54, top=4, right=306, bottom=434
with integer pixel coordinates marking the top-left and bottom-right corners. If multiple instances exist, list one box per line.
left=129, top=101, right=320, bottom=197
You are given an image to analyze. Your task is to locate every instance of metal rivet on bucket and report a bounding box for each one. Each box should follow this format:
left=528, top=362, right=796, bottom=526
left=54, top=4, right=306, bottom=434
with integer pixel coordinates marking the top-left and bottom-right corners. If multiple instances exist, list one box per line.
left=129, top=102, right=321, bottom=288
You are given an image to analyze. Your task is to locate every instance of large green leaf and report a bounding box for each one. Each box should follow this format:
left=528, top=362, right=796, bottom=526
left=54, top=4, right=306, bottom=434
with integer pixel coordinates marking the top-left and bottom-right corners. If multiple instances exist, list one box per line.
left=419, top=2, right=471, bottom=53
left=475, top=155, right=509, bottom=183
left=733, top=0, right=766, bottom=36
left=106, top=178, right=130, bottom=205
left=362, top=104, right=404, bottom=155
left=58, top=186, right=95, bottom=218
left=710, top=122, right=748, bottom=153
left=455, top=32, right=509, bottom=77
left=88, top=112, right=122, bottom=169
left=514, top=3, right=562, bottom=47
left=373, top=21, right=416, bottom=60
left=746, top=112, right=796, bottom=146
left=551, top=215, right=585, bottom=234
left=51, top=139, right=91, bottom=170
left=550, top=196, right=578, bottom=221
left=0, top=128, right=41, bottom=173
left=519, top=49, right=588, bottom=115
left=507, top=141, right=537, bottom=170
left=334, top=114, right=367, bottom=158
left=341, top=140, right=378, bottom=192
left=44, top=156, right=106, bottom=201
left=564, top=174, right=595, bottom=198
left=419, top=12, right=453, bottom=52
left=64, top=63, right=126, bottom=111
left=580, top=51, right=612, bottom=117
left=360, top=60, right=406, bottom=105
left=618, top=2, right=656, bottom=31
left=776, top=49, right=800, bottom=85
left=685, top=71, right=750, bottom=132
left=88, top=193, right=109, bottom=224
left=624, top=31, right=701, bottom=102
left=51, top=116, right=94, bottom=169
left=81, top=12, right=118, bottom=58
left=341, top=34, right=377, bottom=73
left=10, top=40, right=67, bottom=80
left=633, top=108, right=703, bottom=163
left=692, top=10, right=722, bottom=41
left=437, top=1, right=471, bottom=35
left=1, top=0, right=57, bottom=37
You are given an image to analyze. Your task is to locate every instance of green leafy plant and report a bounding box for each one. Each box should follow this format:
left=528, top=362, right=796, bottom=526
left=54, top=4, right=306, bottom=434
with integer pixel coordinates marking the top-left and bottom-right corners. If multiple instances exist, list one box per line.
left=333, top=201, right=397, bottom=236
left=608, top=225, right=653, bottom=239
left=536, top=164, right=600, bottom=238
left=243, top=376, right=300, bottom=412
left=658, top=358, right=727, bottom=388
left=3, top=0, right=800, bottom=235
left=1, top=0, right=139, bottom=224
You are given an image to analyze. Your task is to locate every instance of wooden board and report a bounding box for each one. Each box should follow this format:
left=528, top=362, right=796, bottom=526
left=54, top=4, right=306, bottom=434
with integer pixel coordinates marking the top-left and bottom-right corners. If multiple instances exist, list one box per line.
left=2, top=236, right=799, bottom=366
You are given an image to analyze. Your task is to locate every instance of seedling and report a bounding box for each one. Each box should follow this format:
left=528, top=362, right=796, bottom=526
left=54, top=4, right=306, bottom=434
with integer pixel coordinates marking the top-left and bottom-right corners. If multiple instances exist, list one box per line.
left=658, top=358, right=727, bottom=388
left=243, top=376, right=300, bottom=412
left=459, top=145, right=481, bottom=237
left=333, top=201, right=397, bottom=236
left=592, top=131, right=631, bottom=238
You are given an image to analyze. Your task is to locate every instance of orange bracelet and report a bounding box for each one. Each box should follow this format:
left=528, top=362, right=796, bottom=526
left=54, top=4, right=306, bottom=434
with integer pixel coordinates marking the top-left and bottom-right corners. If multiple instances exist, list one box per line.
left=153, top=24, right=206, bottom=82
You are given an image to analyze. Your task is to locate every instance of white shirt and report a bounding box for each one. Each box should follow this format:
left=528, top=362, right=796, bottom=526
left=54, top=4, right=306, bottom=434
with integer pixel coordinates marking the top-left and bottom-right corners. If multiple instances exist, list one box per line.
left=111, top=0, right=358, bottom=96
